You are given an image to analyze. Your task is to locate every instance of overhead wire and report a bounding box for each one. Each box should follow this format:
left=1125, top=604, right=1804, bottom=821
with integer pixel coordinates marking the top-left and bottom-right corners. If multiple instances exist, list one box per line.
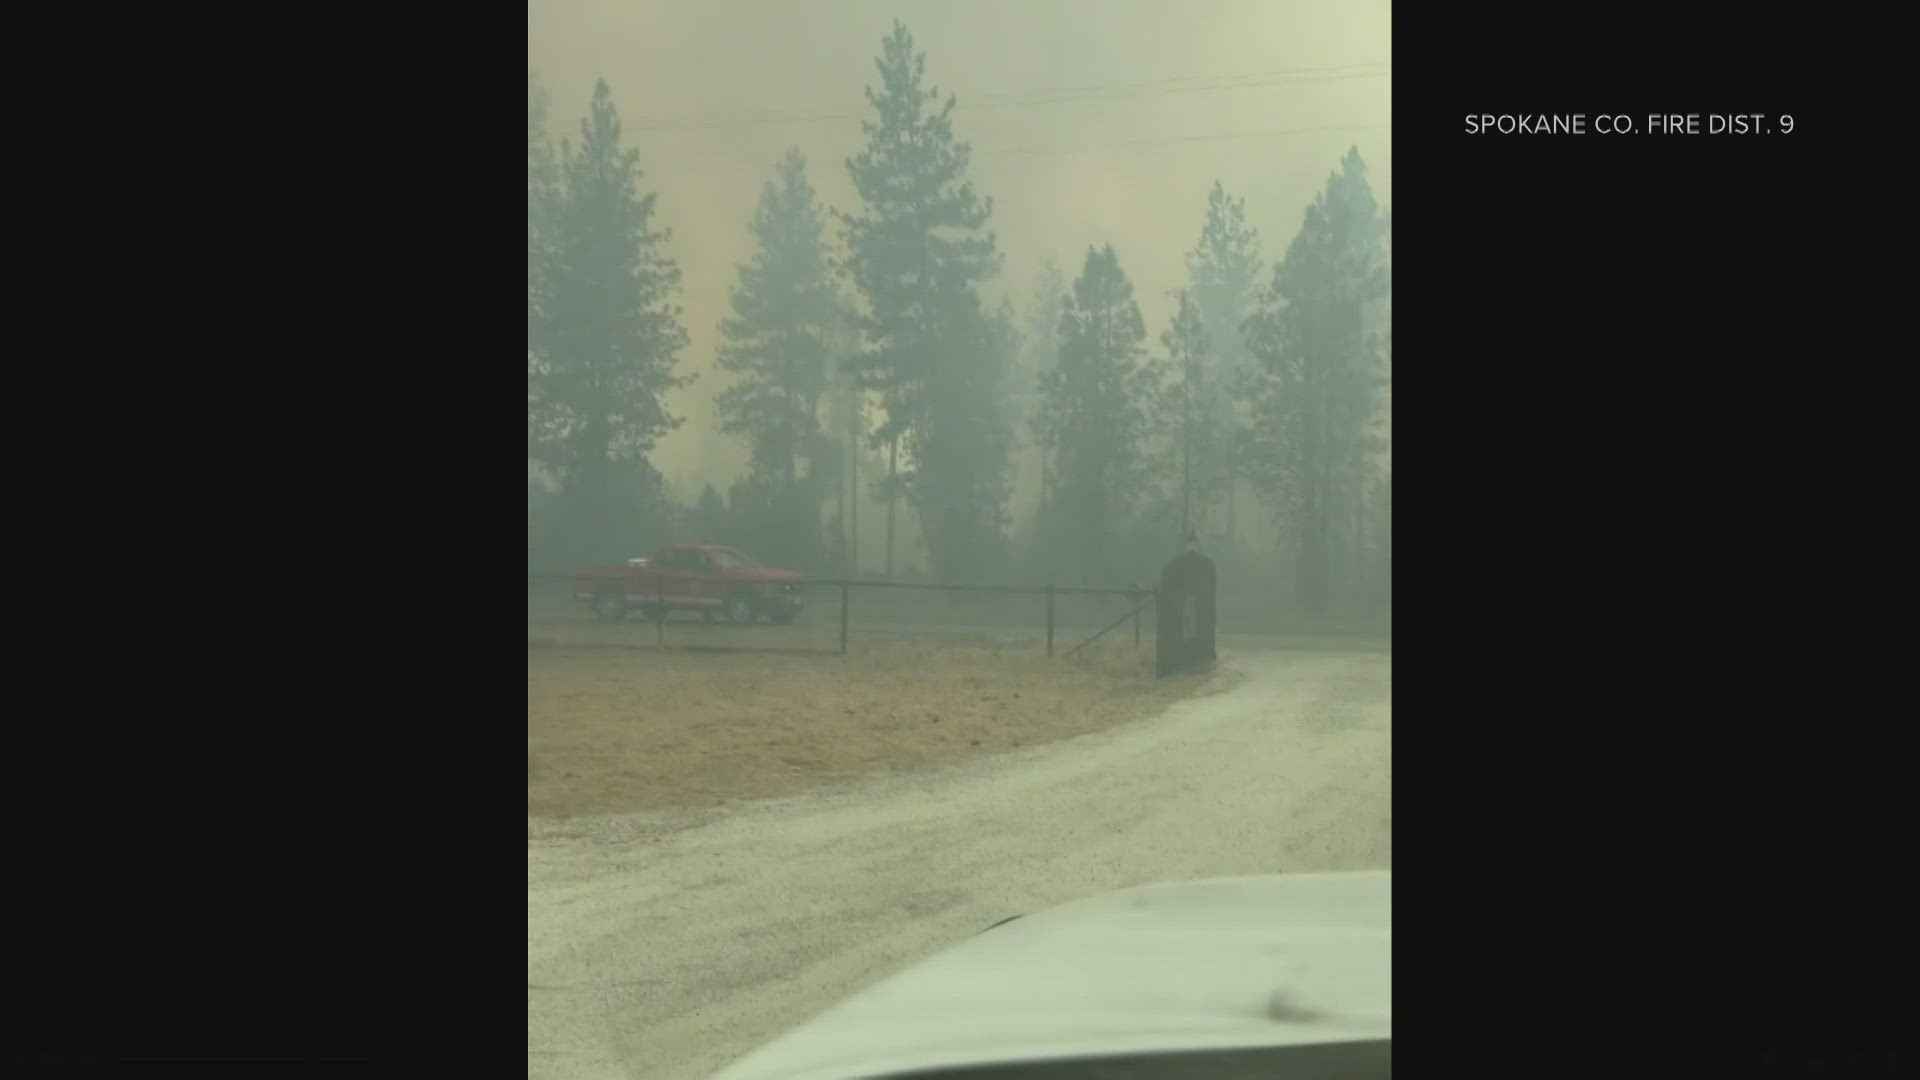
left=982, top=121, right=1392, bottom=157
left=618, top=63, right=1390, bottom=135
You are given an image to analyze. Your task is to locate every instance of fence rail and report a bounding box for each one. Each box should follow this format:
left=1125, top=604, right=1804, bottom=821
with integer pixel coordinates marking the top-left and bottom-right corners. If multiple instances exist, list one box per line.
left=1062, top=589, right=1159, bottom=659
left=528, top=572, right=1153, bottom=658
left=528, top=572, right=1144, bottom=597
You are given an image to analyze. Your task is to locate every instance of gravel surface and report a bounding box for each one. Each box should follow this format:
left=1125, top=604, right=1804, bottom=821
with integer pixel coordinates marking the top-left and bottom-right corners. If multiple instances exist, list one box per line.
left=527, top=648, right=1391, bottom=1079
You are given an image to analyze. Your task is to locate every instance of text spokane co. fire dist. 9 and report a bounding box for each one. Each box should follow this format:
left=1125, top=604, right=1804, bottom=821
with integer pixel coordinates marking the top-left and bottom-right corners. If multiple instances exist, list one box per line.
left=1464, top=114, right=1783, bottom=135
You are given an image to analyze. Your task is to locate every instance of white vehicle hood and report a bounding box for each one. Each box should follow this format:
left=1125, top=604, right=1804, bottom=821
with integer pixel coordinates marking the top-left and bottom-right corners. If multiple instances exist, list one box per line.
left=711, top=870, right=1391, bottom=1080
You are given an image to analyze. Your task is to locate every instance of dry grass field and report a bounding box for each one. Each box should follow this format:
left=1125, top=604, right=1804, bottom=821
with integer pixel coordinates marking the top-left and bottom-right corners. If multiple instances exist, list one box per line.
left=527, top=639, right=1223, bottom=817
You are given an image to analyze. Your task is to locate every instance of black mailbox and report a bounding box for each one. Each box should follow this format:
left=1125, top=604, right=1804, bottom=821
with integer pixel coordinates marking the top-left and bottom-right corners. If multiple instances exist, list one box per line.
left=1156, top=542, right=1217, bottom=678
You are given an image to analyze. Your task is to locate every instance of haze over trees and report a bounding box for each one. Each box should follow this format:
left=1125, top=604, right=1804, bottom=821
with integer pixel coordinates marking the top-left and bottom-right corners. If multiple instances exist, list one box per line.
left=528, top=70, right=557, bottom=377
left=528, top=71, right=560, bottom=561
left=1371, top=223, right=1392, bottom=606
left=1241, top=148, right=1390, bottom=614
left=527, top=25, right=1390, bottom=624
left=527, top=79, right=692, bottom=563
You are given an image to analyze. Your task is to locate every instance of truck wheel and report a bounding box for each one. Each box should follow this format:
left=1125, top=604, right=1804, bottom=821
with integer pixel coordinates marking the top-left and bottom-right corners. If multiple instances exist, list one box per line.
left=592, top=588, right=629, bottom=621
left=723, top=593, right=757, bottom=624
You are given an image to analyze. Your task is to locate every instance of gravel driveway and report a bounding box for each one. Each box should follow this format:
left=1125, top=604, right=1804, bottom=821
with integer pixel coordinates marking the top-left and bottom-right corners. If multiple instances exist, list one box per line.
left=527, top=648, right=1391, bottom=1079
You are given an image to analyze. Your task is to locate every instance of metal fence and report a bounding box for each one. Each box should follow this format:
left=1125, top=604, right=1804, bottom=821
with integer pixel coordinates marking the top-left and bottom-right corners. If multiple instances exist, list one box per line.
left=527, top=572, right=1155, bottom=657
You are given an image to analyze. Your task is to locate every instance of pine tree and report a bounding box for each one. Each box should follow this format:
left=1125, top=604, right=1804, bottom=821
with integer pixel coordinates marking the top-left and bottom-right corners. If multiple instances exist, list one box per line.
left=1036, top=246, right=1160, bottom=586
left=1184, top=181, right=1263, bottom=552
left=981, top=298, right=1023, bottom=583
left=1242, top=148, right=1389, bottom=614
left=695, top=483, right=730, bottom=541
left=528, top=80, right=692, bottom=561
left=1023, top=256, right=1067, bottom=519
left=1158, top=290, right=1214, bottom=538
left=713, top=148, right=845, bottom=571
left=528, top=71, right=556, bottom=291
left=528, top=71, right=558, bottom=286
left=528, top=70, right=561, bottom=556
left=1362, top=215, right=1392, bottom=608
left=528, top=70, right=560, bottom=460
left=818, top=313, right=870, bottom=576
left=842, top=20, right=1010, bottom=583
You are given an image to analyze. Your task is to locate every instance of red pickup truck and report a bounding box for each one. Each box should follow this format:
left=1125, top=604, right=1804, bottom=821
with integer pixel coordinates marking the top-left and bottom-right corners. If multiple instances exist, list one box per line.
left=574, top=543, right=806, bottom=624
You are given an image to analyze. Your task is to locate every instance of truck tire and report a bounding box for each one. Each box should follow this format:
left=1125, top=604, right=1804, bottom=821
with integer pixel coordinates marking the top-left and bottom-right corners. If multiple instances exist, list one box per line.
left=592, top=588, right=629, bottom=621
left=723, top=592, right=757, bottom=624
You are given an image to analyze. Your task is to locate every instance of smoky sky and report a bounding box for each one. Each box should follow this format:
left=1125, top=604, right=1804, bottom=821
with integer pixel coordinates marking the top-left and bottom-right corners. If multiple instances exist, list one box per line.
left=529, top=0, right=1391, bottom=499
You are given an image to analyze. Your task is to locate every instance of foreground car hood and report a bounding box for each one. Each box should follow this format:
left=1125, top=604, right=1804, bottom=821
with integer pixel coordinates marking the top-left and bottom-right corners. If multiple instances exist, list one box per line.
left=710, top=871, right=1390, bottom=1080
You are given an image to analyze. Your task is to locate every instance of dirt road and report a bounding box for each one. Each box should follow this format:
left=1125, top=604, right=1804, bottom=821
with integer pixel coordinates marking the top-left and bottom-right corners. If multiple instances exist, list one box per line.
left=527, top=648, right=1391, bottom=1079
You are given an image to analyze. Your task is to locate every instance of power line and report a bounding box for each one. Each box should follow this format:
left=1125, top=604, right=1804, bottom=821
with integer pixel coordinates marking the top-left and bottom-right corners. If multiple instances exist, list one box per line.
left=664, top=120, right=1390, bottom=162
left=960, top=70, right=1390, bottom=114
left=966, top=60, right=1386, bottom=99
left=618, top=63, right=1389, bottom=134
left=630, top=70, right=1389, bottom=133
left=621, top=61, right=1385, bottom=126
left=981, top=121, right=1392, bottom=157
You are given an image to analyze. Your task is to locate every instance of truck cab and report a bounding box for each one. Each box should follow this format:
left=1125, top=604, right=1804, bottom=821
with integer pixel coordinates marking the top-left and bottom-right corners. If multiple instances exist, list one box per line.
left=575, top=544, right=805, bottom=624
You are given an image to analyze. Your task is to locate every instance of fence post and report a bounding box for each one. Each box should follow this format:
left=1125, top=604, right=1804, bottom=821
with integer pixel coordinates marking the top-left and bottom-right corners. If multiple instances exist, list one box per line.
left=1046, top=584, right=1055, bottom=658
left=656, top=575, right=665, bottom=644
left=1132, top=587, right=1141, bottom=648
left=839, top=581, right=850, bottom=656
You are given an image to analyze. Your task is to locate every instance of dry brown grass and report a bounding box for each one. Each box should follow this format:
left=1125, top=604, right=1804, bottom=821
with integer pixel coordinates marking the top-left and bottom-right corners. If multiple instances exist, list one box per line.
left=527, top=640, right=1219, bottom=818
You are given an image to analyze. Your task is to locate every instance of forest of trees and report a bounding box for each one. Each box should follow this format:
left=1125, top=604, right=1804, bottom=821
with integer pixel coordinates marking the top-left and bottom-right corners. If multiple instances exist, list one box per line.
left=528, top=22, right=1391, bottom=617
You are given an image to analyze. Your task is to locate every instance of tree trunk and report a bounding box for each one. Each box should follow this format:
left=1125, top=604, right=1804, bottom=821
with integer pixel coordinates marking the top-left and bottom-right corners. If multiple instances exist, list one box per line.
left=1351, top=472, right=1366, bottom=608
left=1295, top=406, right=1330, bottom=616
left=885, top=435, right=898, bottom=579
left=1226, top=463, right=1237, bottom=555
left=1299, top=511, right=1327, bottom=615
left=1083, top=510, right=1093, bottom=587
left=1037, top=446, right=1049, bottom=527
left=1223, top=379, right=1238, bottom=570
left=1182, top=378, right=1192, bottom=539
left=1083, top=502, right=1097, bottom=588
left=847, top=417, right=859, bottom=577
left=1318, top=440, right=1337, bottom=614
left=833, top=466, right=847, bottom=577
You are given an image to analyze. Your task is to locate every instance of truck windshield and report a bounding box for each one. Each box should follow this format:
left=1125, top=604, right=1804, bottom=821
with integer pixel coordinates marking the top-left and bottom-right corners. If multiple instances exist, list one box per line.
left=711, top=550, right=755, bottom=568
